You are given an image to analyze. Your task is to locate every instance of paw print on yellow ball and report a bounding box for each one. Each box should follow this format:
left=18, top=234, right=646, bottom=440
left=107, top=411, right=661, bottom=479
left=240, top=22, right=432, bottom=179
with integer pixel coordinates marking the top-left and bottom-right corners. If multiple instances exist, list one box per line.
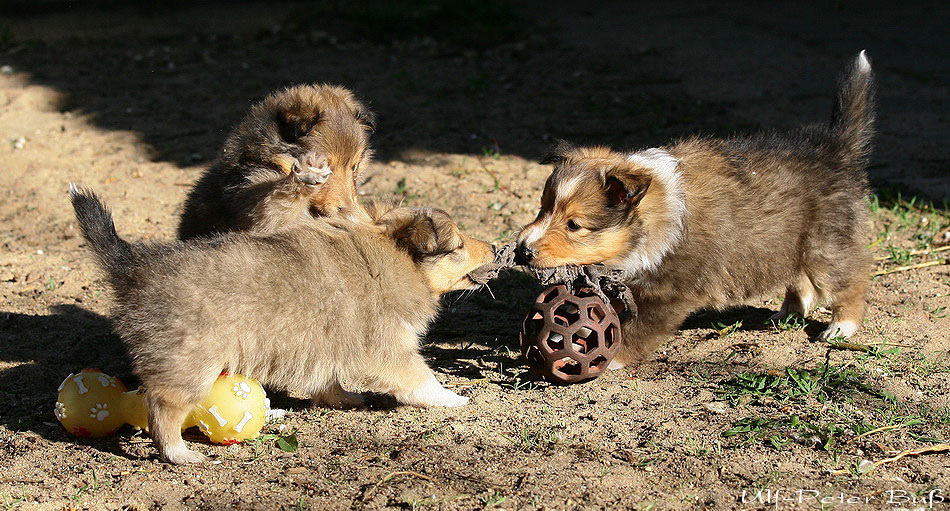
left=231, top=381, right=252, bottom=399
left=187, top=374, right=267, bottom=445
left=54, top=369, right=128, bottom=437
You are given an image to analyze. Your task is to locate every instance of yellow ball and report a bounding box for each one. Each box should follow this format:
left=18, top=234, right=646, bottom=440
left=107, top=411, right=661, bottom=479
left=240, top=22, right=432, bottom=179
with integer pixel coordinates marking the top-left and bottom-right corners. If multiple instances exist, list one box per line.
left=189, top=374, right=268, bottom=444
left=120, top=387, right=149, bottom=431
left=55, top=369, right=128, bottom=437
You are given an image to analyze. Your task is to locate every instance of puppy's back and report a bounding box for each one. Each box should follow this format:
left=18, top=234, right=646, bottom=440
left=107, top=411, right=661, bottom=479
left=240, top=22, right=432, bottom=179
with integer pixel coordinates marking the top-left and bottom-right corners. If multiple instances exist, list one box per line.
left=116, top=222, right=435, bottom=389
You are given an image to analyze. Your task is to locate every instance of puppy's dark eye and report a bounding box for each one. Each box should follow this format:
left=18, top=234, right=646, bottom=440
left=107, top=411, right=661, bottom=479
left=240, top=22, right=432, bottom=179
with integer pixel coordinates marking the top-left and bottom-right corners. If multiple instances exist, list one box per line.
left=566, top=219, right=581, bottom=232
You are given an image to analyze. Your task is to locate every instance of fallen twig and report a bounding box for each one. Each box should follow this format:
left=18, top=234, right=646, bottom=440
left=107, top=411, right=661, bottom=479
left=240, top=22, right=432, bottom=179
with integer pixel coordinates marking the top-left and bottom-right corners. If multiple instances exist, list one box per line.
left=826, top=341, right=874, bottom=353
left=874, top=245, right=950, bottom=261
left=850, top=423, right=909, bottom=443
left=869, top=444, right=949, bottom=471
left=826, top=340, right=913, bottom=352
left=832, top=444, right=949, bottom=475
left=873, top=259, right=946, bottom=276
left=362, top=470, right=435, bottom=501
left=444, top=378, right=489, bottom=387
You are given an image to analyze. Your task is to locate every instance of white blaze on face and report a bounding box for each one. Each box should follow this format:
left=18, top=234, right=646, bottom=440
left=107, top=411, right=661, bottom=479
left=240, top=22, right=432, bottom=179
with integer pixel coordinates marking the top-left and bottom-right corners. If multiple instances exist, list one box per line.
left=554, top=175, right=584, bottom=201
left=520, top=216, right=552, bottom=247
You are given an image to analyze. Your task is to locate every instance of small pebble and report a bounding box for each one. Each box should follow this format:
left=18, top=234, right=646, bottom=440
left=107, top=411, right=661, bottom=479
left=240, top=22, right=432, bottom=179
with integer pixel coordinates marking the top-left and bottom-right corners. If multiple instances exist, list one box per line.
left=12, top=136, right=25, bottom=149
left=703, top=402, right=729, bottom=414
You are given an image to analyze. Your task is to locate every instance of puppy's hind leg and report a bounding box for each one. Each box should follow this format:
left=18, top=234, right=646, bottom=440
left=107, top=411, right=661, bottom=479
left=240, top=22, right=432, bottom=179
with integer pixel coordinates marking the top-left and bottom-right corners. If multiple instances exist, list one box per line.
left=817, top=248, right=871, bottom=341
left=146, top=387, right=206, bottom=464
left=313, top=380, right=365, bottom=409
left=818, top=274, right=868, bottom=341
left=769, top=273, right=817, bottom=321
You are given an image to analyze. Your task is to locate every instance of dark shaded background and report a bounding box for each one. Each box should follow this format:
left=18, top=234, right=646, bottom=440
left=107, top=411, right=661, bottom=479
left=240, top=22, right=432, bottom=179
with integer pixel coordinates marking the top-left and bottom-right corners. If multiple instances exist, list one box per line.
left=1, top=0, right=947, bottom=198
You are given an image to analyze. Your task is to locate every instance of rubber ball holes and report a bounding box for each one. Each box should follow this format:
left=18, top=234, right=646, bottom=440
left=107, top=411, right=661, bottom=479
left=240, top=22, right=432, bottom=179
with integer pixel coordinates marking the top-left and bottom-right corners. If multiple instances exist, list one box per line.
left=520, top=284, right=621, bottom=384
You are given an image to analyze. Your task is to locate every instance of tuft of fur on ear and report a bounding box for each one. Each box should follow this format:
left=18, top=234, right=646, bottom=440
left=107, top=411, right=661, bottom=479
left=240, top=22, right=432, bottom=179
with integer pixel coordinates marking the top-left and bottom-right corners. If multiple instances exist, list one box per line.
left=604, top=170, right=652, bottom=208
left=540, top=139, right=578, bottom=165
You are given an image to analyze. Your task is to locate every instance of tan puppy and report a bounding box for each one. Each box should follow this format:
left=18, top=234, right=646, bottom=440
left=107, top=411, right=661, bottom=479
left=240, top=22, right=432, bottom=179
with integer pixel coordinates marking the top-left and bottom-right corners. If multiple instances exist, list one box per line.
left=71, top=187, right=493, bottom=464
left=178, top=84, right=375, bottom=239
left=517, top=52, right=875, bottom=366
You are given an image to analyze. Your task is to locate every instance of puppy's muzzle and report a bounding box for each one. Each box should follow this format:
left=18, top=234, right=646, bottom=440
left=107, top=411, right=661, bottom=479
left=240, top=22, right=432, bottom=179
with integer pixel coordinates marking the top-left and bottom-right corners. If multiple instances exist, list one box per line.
left=515, top=242, right=538, bottom=265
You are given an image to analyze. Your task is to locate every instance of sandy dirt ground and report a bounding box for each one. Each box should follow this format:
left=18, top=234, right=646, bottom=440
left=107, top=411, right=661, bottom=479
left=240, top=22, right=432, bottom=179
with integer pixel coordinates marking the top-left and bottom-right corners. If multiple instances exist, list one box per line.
left=0, top=1, right=947, bottom=509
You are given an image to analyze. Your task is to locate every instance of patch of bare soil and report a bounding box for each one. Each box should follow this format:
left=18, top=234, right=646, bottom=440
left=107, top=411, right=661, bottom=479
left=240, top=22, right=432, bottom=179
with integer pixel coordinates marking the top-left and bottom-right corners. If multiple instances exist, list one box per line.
left=0, top=2, right=947, bottom=509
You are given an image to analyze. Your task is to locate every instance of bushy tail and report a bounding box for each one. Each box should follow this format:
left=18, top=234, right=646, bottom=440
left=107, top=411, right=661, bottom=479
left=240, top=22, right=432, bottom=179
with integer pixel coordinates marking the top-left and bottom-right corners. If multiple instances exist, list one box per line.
left=69, top=184, right=134, bottom=278
left=829, top=50, right=875, bottom=170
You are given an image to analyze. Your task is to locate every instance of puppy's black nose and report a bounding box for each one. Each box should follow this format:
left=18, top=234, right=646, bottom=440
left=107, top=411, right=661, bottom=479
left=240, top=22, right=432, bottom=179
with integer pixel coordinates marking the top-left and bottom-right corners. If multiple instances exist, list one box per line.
left=515, top=243, right=537, bottom=265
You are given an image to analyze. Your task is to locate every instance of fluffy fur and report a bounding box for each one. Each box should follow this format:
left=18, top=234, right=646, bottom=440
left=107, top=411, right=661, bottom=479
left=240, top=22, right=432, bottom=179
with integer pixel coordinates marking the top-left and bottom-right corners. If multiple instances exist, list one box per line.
left=517, top=52, right=876, bottom=366
left=178, top=84, right=375, bottom=239
left=71, top=186, right=493, bottom=464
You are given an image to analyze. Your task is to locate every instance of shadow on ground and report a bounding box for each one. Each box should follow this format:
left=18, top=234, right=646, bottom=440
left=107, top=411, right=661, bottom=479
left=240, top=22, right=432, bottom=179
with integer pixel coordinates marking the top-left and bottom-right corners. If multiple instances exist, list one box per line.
left=0, top=305, right=130, bottom=438
left=0, top=1, right=734, bottom=168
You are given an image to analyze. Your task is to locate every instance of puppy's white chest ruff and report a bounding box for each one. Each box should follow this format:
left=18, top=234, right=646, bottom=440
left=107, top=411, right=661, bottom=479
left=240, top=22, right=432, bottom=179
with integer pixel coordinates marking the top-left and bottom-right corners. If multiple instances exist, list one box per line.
left=619, top=149, right=686, bottom=275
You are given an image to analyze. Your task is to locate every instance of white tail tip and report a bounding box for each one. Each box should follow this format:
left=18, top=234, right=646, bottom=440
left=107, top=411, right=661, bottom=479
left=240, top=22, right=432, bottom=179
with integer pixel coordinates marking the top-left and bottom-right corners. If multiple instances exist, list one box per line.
left=68, top=182, right=79, bottom=196
left=856, top=50, right=871, bottom=73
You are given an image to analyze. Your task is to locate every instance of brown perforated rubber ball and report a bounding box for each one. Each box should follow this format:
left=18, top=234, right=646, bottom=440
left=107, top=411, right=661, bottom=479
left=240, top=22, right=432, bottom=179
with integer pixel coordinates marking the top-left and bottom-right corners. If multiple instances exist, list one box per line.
left=520, top=284, right=622, bottom=384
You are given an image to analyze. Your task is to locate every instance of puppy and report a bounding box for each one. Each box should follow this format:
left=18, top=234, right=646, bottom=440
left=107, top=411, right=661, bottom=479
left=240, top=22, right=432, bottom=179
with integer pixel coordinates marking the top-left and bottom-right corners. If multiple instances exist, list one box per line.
left=71, top=187, right=493, bottom=464
left=178, top=84, right=375, bottom=239
left=517, top=52, right=875, bottom=366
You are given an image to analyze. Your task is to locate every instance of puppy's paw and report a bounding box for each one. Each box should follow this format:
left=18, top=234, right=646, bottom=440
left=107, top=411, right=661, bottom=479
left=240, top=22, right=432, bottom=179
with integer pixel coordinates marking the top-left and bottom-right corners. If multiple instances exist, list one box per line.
left=607, top=360, right=627, bottom=371
left=314, top=387, right=366, bottom=409
left=818, top=320, right=858, bottom=341
left=292, top=155, right=332, bottom=186
left=163, top=445, right=207, bottom=465
left=397, top=375, right=469, bottom=408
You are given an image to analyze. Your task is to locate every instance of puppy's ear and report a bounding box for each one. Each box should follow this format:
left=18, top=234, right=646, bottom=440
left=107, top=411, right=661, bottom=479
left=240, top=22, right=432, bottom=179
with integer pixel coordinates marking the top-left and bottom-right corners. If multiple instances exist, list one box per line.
left=604, top=169, right=652, bottom=208
left=277, top=109, right=321, bottom=143
left=355, top=103, right=376, bottom=133
left=540, top=139, right=577, bottom=165
left=376, top=208, right=440, bottom=259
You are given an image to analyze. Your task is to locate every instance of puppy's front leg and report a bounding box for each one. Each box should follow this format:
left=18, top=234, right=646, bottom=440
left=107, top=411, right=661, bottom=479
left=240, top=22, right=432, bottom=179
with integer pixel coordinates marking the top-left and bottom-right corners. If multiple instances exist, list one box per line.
left=396, top=373, right=469, bottom=408
left=146, top=388, right=207, bottom=464
left=609, top=298, right=692, bottom=369
left=376, top=353, right=468, bottom=407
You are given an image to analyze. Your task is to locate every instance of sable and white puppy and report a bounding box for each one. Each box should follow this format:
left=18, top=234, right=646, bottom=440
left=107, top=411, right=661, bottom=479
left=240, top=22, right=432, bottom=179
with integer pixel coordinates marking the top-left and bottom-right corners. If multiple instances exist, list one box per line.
left=178, top=84, right=375, bottom=240
left=517, top=52, right=875, bottom=366
left=71, top=187, right=493, bottom=464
